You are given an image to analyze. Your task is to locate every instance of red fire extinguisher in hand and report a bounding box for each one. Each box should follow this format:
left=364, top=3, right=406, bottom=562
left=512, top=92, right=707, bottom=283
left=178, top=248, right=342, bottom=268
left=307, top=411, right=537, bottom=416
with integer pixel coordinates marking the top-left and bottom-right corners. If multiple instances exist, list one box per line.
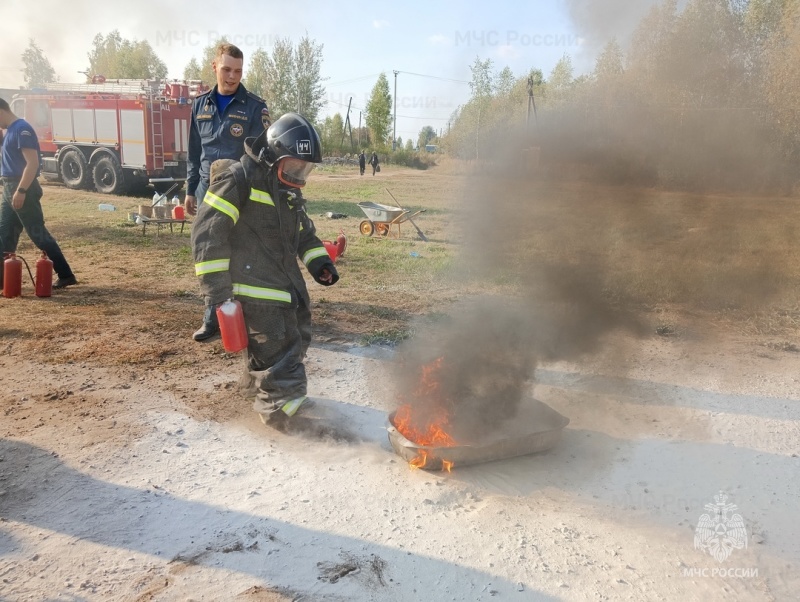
left=36, top=252, right=53, bottom=297
left=216, top=299, right=248, bottom=353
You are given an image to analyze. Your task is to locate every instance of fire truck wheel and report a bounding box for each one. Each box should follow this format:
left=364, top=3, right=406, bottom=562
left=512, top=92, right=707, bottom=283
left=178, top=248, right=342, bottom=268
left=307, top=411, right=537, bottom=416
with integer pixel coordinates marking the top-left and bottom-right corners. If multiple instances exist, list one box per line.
left=92, top=155, right=125, bottom=195
left=59, top=149, right=90, bottom=189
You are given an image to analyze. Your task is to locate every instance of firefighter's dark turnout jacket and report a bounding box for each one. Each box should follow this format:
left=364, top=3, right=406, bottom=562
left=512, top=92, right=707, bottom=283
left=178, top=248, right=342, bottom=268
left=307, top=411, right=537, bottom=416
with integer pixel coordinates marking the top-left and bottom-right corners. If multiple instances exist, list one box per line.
left=191, top=144, right=336, bottom=310
left=187, top=83, right=270, bottom=197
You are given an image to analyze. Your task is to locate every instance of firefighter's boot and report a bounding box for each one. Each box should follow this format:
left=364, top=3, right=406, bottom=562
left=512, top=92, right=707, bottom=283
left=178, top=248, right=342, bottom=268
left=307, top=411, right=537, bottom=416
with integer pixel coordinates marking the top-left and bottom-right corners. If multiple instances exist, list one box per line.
left=193, top=305, right=220, bottom=341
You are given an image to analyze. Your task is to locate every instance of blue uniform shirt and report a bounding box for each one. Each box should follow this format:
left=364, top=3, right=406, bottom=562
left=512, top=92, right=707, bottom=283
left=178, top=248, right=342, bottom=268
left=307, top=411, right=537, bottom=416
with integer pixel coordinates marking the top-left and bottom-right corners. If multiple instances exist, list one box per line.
left=1, top=118, right=40, bottom=178
left=186, top=83, right=269, bottom=196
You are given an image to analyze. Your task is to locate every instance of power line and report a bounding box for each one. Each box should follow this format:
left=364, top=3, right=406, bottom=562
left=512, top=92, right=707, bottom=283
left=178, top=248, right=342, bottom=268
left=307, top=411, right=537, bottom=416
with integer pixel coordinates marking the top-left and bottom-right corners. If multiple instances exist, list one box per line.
left=396, top=114, right=451, bottom=120
left=326, top=73, right=383, bottom=87
left=397, top=70, right=470, bottom=84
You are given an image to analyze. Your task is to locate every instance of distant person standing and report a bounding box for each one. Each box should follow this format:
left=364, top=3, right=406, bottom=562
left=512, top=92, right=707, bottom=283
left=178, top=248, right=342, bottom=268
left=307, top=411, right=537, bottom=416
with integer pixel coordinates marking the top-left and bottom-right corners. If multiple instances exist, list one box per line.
left=358, top=151, right=366, bottom=176
left=370, top=151, right=380, bottom=176
left=185, top=42, right=271, bottom=342
left=0, top=98, right=76, bottom=290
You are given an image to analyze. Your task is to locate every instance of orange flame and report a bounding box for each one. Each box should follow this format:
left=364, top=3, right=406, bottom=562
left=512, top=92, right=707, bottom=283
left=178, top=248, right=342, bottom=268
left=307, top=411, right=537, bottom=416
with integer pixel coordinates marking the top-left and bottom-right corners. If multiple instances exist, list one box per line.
left=393, top=404, right=456, bottom=447
left=394, top=357, right=458, bottom=471
left=409, top=451, right=428, bottom=469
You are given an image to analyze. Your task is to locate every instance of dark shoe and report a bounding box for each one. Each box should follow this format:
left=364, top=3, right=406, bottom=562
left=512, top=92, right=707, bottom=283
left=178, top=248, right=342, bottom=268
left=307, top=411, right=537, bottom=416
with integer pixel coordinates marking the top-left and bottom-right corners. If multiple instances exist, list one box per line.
left=192, top=306, right=219, bottom=341
left=53, top=275, right=78, bottom=289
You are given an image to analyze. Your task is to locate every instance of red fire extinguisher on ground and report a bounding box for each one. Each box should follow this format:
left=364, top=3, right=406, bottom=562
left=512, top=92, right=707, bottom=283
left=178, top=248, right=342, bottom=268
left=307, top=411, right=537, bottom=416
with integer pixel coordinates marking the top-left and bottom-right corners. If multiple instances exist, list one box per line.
left=36, top=252, right=53, bottom=297
left=216, top=299, right=248, bottom=353
left=3, top=253, right=23, bottom=298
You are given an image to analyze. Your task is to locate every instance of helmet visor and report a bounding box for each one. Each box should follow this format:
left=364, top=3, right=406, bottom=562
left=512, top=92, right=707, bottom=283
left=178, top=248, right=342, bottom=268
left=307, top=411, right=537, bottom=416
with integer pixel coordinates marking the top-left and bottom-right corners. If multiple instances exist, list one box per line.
left=277, top=157, right=315, bottom=188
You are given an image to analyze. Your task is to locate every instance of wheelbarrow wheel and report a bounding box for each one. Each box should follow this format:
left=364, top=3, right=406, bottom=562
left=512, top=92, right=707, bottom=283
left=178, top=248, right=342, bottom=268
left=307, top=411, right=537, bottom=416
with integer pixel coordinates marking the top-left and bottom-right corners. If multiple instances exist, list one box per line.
left=359, top=220, right=375, bottom=237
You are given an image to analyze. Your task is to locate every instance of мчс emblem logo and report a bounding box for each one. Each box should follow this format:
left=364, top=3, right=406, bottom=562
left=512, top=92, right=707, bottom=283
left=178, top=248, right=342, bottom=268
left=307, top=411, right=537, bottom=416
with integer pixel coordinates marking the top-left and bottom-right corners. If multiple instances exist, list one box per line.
left=230, top=123, right=244, bottom=137
left=694, top=491, right=748, bottom=562
left=297, top=140, right=311, bottom=155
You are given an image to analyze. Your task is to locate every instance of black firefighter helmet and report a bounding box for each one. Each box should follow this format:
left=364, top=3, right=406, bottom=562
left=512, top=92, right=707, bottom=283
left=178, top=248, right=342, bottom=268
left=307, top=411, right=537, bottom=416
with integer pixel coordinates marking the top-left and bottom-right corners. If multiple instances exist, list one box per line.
left=264, top=112, right=322, bottom=188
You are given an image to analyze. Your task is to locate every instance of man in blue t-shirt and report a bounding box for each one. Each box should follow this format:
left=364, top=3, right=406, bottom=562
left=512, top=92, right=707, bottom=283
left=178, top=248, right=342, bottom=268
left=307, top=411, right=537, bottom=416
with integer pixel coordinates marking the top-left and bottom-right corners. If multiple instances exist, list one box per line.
left=0, top=98, right=76, bottom=290
left=185, top=42, right=270, bottom=341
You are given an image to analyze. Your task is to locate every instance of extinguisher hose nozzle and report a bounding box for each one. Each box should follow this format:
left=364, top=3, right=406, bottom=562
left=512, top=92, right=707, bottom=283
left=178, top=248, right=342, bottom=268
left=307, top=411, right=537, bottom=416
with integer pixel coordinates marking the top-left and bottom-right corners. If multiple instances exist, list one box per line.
left=20, top=256, right=36, bottom=287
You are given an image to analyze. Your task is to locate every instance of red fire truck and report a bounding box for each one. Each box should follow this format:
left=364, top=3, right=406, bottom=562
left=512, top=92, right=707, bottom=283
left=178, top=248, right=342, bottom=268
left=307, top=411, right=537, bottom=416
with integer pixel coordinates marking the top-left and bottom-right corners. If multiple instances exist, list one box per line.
left=9, top=79, right=208, bottom=195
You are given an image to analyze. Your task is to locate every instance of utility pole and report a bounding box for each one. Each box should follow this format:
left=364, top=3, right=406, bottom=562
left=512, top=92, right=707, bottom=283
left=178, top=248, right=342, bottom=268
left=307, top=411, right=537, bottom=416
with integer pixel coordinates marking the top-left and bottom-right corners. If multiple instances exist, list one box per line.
left=476, top=103, right=481, bottom=160
left=393, top=70, right=399, bottom=151
left=358, top=111, right=361, bottom=147
left=526, top=75, right=538, bottom=138
left=341, top=97, right=355, bottom=152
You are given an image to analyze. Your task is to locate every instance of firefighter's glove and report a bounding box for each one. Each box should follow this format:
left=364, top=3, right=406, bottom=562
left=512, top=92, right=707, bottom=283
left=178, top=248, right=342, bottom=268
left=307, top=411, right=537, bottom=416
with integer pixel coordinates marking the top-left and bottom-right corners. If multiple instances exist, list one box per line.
left=314, top=264, right=339, bottom=286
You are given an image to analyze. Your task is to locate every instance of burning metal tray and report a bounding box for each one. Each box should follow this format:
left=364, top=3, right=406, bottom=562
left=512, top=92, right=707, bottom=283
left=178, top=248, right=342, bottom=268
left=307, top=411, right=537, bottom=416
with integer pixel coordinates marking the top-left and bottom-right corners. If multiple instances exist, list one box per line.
left=387, top=398, right=569, bottom=471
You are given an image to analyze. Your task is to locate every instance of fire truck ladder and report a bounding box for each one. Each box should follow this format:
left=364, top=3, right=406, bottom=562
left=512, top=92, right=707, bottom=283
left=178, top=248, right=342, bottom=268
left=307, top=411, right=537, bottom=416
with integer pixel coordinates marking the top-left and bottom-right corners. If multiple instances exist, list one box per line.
left=149, top=99, right=165, bottom=171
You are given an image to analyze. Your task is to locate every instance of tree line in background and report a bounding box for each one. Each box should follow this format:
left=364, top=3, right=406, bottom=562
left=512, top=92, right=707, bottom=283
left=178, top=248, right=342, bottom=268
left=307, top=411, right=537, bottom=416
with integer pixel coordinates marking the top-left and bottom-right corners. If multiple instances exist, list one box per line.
left=17, top=1, right=800, bottom=191
left=446, top=0, right=800, bottom=192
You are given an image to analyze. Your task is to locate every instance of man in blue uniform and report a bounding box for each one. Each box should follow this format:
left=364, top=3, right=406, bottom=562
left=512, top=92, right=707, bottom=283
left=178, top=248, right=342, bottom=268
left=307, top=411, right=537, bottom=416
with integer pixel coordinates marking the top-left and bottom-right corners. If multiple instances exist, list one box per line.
left=0, top=98, right=76, bottom=290
left=185, top=42, right=270, bottom=341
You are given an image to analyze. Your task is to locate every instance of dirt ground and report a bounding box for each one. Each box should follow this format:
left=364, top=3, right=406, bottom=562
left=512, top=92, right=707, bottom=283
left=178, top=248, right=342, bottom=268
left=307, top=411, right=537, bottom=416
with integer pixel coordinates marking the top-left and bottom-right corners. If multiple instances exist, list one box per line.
left=1, top=174, right=799, bottom=601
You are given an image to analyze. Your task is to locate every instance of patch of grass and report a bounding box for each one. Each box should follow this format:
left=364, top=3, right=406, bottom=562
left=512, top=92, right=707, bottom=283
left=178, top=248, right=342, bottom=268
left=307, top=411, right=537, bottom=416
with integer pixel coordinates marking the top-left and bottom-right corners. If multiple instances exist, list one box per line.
left=360, top=328, right=413, bottom=346
left=171, top=290, right=198, bottom=299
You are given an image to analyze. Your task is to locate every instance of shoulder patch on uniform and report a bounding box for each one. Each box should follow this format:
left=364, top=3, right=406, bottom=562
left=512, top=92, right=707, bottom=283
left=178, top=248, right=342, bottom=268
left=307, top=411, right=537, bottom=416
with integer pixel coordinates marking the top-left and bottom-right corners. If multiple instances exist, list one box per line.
left=210, top=159, right=238, bottom=182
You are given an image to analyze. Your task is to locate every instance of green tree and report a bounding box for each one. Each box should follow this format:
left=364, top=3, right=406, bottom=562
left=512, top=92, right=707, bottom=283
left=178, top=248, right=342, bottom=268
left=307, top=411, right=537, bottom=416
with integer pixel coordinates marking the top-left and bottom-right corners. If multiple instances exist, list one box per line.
left=244, top=35, right=327, bottom=122
left=183, top=57, right=202, bottom=81
left=365, top=73, right=392, bottom=148
left=667, top=0, right=749, bottom=107
left=594, top=38, right=624, bottom=80
left=86, top=30, right=168, bottom=80
left=22, top=39, right=57, bottom=88
left=546, top=54, right=574, bottom=104
left=417, top=125, right=437, bottom=149
left=405, top=138, right=414, bottom=151
left=468, top=56, right=494, bottom=99
left=495, top=66, right=515, bottom=97
left=244, top=47, right=270, bottom=98
left=319, top=113, right=348, bottom=155
left=295, top=34, right=326, bottom=123
left=627, top=0, right=679, bottom=101
left=330, top=113, right=345, bottom=148
left=260, top=38, right=296, bottom=117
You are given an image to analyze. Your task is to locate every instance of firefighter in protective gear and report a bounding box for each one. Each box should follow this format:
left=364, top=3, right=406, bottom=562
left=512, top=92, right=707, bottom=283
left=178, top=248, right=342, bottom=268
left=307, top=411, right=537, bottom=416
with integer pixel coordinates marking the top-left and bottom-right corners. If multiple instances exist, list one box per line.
left=191, top=113, right=338, bottom=424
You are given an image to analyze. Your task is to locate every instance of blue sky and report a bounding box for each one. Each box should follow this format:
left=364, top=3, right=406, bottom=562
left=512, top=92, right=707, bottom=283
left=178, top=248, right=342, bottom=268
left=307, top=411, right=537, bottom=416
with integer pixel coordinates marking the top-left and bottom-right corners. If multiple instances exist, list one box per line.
left=6, top=0, right=658, bottom=143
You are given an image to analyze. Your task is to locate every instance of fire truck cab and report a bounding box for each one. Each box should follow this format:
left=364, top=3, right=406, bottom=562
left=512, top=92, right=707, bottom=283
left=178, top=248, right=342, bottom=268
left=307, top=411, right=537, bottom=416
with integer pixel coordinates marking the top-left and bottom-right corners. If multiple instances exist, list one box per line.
left=10, top=79, right=207, bottom=195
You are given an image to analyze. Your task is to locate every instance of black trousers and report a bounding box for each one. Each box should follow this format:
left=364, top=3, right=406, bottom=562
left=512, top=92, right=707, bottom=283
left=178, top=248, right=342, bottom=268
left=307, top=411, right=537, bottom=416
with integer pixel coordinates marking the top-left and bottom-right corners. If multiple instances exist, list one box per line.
left=0, top=179, right=73, bottom=281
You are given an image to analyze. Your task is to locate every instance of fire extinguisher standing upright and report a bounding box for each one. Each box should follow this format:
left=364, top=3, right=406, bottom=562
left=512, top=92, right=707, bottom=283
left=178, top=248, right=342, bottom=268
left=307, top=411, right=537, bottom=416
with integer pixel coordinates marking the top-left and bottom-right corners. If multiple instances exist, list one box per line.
left=3, top=253, right=23, bottom=298
left=36, top=252, right=53, bottom=297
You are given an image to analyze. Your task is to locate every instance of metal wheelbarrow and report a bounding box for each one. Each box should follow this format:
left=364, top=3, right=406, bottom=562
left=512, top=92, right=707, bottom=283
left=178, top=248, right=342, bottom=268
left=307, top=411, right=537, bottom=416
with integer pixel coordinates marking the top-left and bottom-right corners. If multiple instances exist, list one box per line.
left=357, top=201, right=426, bottom=238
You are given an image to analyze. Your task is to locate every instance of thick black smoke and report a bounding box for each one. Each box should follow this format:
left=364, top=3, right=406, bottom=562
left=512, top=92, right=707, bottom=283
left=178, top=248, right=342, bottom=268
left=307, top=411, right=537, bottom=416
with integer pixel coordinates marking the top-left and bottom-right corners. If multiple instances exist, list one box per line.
left=392, top=130, right=648, bottom=442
